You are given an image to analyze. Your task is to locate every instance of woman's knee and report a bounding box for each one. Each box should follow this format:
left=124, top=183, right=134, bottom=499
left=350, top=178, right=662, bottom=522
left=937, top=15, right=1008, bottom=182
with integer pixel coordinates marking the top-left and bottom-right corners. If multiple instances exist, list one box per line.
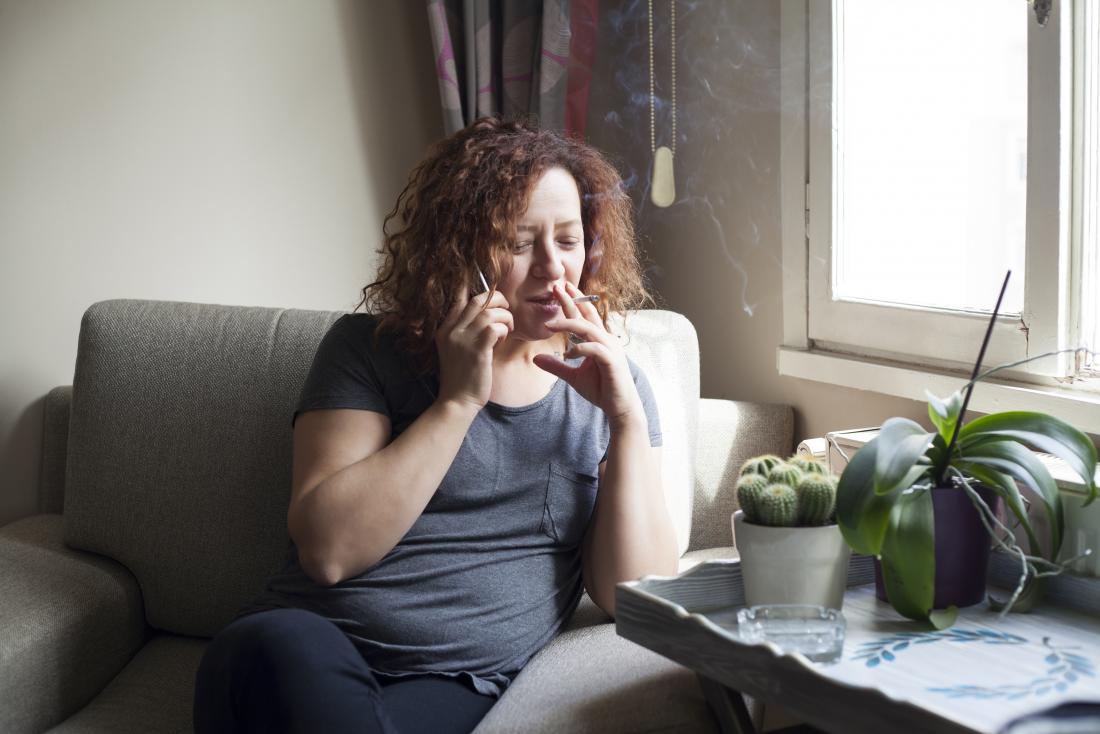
left=207, top=609, right=360, bottom=685
left=195, top=609, right=390, bottom=733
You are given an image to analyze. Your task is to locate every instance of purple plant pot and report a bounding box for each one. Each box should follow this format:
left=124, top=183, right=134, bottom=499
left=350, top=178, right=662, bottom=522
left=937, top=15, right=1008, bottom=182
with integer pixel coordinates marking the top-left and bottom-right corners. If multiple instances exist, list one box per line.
left=874, top=483, right=1000, bottom=609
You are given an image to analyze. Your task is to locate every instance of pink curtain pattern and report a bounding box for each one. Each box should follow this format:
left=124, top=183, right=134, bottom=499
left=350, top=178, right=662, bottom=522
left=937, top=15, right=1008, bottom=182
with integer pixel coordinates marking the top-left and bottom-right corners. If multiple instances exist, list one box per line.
left=427, top=0, right=598, bottom=137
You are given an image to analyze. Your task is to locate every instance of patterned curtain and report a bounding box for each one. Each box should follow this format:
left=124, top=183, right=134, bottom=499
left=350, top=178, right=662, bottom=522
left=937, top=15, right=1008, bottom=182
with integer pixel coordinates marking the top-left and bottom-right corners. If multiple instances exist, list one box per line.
left=427, top=0, right=599, bottom=136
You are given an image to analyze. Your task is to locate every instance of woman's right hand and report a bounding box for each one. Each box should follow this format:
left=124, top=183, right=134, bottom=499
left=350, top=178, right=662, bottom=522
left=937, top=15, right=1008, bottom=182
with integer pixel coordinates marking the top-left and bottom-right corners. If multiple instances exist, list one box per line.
left=435, top=289, right=513, bottom=410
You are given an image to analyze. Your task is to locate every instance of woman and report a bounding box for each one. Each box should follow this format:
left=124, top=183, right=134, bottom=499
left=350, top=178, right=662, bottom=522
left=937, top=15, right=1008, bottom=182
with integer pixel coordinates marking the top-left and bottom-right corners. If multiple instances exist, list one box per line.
left=194, top=117, right=679, bottom=734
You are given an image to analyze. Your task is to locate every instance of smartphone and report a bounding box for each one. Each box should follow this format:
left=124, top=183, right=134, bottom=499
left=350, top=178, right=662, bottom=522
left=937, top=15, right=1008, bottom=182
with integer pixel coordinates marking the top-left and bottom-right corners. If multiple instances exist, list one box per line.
left=475, top=266, right=491, bottom=294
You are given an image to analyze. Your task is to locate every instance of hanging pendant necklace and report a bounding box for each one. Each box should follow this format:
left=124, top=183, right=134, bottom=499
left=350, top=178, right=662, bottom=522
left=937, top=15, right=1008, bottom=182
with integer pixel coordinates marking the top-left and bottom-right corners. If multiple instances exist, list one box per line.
left=649, top=0, right=676, bottom=208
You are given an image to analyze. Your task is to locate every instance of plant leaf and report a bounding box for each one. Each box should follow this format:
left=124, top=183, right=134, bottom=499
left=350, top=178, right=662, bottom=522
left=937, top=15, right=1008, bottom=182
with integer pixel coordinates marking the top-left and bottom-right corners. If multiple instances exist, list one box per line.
left=837, top=438, right=901, bottom=555
left=874, top=418, right=935, bottom=495
left=926, top=390, right=964, bottom=442
left=880, top=488, right=936, bottom=621
left=929, top=606, right=959, bottom=630
left=954, top=461, right=1041, bottom=556
left=988, top=576, right=1046, bottom=614
left=959, top=411, right=1098, bottom=505
left=898, top=464, right=933, bottom=492
left=926, top=432, right=949, bottom=479
left=961, top=441, right=1064, bottom=559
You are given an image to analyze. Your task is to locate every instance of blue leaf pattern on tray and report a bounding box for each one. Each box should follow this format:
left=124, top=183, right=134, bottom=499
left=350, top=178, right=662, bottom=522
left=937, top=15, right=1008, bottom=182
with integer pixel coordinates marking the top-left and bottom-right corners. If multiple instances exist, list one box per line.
left=853, top=631, right=1095, bottom=700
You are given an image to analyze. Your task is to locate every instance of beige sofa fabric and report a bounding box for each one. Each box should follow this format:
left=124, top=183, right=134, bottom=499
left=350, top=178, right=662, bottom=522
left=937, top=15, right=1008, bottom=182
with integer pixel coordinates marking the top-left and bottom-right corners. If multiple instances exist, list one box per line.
left=39, top=387, right=72, bottom=515
left=0, top=515, right=146, bottom=734
left=690, top=398, right=794, bottom=552
left=614, top=311, right=700, bottom=556
left=62, top=301, right=703, bottom=638
left=475, top=603, right=718, bottom=734
left=46, top=636, right=205, bottom=734
left=3, top=546, right=744, bottom=734
left=37, top=600, right=715, bottom=734
left=4, top=299, right=793, bottom=733
left=63, top=300, right=341, bottom=637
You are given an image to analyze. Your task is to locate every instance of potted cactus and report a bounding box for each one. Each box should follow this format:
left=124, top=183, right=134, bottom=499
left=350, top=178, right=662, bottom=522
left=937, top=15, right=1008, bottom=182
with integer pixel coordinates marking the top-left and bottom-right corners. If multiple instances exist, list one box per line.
left=733, top=454, right=851, bottom=610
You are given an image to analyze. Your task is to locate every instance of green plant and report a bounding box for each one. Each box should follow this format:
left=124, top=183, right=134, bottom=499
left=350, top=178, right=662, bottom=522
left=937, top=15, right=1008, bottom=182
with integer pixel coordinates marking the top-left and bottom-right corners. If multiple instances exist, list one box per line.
left=836, top=399, right=1097, bottom=626
left=757, top=483, right=798, bottom=525
left=797, top=474, right=836, bottom=525
left=791, top=456, right=831, bottom=476
left=767, top=463, right=803, bottom=488
left=735, top=473, right=768, bottom=520
left=836, top=274, right=1099, bottom=627
left=737, top=454, right=837, bottom=527
left=739, top=454, right=783, bottom=477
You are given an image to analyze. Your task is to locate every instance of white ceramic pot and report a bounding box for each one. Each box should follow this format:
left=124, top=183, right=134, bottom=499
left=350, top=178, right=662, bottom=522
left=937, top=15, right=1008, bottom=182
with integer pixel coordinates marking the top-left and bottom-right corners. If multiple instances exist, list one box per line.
left=732, top=510, right=852, bottom=610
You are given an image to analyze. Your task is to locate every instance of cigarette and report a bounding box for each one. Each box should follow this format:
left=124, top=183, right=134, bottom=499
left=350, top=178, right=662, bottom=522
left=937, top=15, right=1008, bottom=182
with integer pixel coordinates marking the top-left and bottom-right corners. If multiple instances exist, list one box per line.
left=572, top=295, right=599, bottom=304
left=477, top=268, right=491, bottom=294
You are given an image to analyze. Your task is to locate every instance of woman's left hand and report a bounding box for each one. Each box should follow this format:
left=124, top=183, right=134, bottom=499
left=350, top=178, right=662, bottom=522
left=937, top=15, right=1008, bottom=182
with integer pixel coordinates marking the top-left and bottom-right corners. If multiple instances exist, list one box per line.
left=532, top=282, right=645, bottom=430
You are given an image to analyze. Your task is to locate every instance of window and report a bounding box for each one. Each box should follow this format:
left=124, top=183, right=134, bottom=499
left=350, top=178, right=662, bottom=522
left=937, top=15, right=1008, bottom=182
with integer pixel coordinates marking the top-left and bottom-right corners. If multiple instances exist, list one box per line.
left=1080, top=0, right=1100, bottom=378
left=779, top=0, right=1100, bottom=432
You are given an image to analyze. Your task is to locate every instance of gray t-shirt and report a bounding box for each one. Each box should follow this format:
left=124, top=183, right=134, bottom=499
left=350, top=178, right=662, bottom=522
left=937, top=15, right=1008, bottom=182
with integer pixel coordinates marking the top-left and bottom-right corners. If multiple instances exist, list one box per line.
left=241, top=313, right=662, bottom=697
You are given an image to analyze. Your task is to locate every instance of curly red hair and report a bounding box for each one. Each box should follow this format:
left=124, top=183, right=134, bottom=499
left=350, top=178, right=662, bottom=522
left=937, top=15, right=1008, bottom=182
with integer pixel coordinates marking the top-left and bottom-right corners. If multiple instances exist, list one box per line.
left=357, top=116, right=651, bottom=372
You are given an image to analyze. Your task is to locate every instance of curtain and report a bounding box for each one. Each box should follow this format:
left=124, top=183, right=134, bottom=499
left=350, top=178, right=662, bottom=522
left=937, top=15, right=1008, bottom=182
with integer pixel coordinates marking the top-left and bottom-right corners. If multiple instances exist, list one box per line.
left=427, top=0, right=599, bottom=136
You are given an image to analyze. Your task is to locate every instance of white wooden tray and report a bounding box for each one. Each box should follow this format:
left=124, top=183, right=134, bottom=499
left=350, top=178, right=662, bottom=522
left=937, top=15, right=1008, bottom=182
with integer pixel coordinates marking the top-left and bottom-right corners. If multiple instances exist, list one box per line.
left=616, top=553, right=1100, bottom=734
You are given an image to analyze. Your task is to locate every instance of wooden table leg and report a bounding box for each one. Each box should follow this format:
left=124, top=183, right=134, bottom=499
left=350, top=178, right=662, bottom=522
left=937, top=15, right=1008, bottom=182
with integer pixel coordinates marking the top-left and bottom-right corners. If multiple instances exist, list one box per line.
left=697, top=674, right=757, bottom=734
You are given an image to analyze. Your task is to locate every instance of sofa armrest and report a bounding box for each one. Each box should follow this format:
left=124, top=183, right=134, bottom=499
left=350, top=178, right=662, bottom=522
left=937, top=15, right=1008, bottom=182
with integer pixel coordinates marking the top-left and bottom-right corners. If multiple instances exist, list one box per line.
left=39, top=385, right=72, bottom=515
left=0, top=514, right=147, bottom=734
left=689, top=398, right=793, bottom=552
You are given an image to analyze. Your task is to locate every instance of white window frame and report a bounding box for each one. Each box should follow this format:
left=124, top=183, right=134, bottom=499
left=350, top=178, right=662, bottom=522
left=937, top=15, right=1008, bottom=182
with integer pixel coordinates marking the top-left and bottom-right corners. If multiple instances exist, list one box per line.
left=1073, top=0, right=1100, bottom=379
left=779, top=0, right=1100, bottom=435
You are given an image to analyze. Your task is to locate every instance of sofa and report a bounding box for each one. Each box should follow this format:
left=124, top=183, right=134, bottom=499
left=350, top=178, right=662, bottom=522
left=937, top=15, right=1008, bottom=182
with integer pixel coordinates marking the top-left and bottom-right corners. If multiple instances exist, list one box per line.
left=0, top=299, right=793, bottom=733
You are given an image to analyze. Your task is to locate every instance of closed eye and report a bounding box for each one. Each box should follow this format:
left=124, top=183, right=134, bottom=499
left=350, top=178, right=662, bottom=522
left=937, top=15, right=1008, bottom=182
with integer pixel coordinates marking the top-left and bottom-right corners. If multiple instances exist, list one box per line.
left=511, top=238, right=581, bottom=252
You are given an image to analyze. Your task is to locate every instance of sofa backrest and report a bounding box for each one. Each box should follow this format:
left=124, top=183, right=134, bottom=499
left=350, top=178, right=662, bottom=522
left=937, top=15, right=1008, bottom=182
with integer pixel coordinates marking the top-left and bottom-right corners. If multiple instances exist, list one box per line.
left=63, top=300, right=698, bottom=637
left=613, top=310, right=698, bottom=555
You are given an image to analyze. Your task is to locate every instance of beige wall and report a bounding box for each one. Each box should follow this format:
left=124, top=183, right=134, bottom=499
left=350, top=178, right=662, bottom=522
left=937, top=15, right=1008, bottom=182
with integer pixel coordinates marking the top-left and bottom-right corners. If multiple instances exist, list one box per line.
left=0, top=0, right=934, bottom=529
left=586, top=1, right=928, bottom=449
left=0, top=1, right=442, bottom=525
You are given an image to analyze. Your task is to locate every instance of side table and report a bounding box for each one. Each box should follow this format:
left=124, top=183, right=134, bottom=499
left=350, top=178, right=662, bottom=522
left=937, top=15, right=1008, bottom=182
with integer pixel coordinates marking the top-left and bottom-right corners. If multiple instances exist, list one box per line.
left=616, top=554, right=1100, bottom=734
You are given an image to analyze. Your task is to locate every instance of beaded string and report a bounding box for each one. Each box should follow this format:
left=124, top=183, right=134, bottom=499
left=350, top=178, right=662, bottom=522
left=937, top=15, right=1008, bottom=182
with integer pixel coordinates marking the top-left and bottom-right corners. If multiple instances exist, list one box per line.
left=647, top=0, right=676, bottom=155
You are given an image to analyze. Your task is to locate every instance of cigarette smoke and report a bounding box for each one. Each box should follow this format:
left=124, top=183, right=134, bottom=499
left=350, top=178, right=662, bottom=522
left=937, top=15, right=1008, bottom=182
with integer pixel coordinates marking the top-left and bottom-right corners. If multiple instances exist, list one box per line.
left=586, top=1, right=803, bottom=318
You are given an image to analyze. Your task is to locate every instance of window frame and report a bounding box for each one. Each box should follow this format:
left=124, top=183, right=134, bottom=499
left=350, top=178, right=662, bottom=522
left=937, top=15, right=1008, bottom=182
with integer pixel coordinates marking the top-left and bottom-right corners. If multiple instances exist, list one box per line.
left=1073, top=0, right=1100, bottom=379
left=809, top=0, right=1072, bottom=376
left=779, top=0, right=1100, bottom=434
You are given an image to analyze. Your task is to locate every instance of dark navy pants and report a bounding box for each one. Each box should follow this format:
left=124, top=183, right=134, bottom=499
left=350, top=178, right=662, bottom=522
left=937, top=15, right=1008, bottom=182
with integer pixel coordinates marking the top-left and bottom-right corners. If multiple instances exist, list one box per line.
left=193, top=609, right=497, bottom=734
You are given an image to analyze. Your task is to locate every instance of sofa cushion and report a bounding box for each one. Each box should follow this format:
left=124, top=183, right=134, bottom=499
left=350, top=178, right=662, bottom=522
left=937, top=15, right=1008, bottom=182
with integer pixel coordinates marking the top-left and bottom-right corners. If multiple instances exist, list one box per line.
left=691, top=399, right=794, bottom=552
left=616, top=311, right=700, bottom=556
left=35, top=552, right=738, bottom=733
left=39, top=386, right=72, bottom=515
left=64, top=300, right=341, bottom=637
left=473, top=547, right=739, bottom=734
left=63, top=301, right=700, bottom=637
left=45, top=636, right=205, bottom=734
left=43, top=621, right=716, bottom=734
left=0, top=514, right=146, bottom=734
left=473, top=603, right=718, bottom=733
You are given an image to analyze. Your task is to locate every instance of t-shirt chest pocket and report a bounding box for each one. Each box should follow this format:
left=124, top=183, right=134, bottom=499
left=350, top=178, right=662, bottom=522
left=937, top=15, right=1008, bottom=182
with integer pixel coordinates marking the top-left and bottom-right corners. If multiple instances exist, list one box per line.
left=540, top=463, right=599, bottom=546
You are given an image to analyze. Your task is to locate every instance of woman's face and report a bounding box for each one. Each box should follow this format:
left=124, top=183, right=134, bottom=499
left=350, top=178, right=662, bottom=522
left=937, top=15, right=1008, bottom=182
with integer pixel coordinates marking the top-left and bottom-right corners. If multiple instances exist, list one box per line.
left=498, top=166, right=586, bottom=342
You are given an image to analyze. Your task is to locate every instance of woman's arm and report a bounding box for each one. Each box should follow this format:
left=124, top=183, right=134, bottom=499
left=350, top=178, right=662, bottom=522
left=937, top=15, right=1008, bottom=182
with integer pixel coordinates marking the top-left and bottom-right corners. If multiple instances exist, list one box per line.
left=533, top=281, right=679, bottom=618
left=581, top=425, right=677, bottom=618
left=289, top=289, right=513, bottom=586
left=288, top=400, right=478, bottom=586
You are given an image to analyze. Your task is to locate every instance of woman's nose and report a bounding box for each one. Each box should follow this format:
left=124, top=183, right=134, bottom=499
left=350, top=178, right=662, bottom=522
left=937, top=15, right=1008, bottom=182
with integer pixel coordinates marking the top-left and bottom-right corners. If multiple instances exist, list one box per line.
left=533, top=241, right=565, bottom=279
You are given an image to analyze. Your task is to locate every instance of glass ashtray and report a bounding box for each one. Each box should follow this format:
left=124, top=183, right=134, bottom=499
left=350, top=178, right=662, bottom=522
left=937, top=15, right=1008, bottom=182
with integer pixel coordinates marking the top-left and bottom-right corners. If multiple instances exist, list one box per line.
left=736, top=604, right=846, bottom=663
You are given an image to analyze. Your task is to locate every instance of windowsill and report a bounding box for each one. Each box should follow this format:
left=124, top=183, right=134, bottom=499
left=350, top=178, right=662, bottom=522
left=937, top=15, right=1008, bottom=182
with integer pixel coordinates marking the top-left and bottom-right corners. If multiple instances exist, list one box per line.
left=777, top=345, right=1100, bottom=437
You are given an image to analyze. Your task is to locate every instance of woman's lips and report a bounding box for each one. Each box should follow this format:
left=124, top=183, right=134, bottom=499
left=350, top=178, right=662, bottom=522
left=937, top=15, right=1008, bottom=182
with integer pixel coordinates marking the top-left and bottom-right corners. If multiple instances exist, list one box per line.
left=528, top=296, right=561, bottom=315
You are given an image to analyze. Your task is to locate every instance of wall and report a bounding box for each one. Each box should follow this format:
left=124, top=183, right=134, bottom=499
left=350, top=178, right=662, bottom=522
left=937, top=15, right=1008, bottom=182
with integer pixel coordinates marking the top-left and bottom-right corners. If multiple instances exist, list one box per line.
left=0, top=1, right=997, bottom=530
left=585, top=1, right=929, bottom=448
left=0, top=0, right=443, bottom=525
